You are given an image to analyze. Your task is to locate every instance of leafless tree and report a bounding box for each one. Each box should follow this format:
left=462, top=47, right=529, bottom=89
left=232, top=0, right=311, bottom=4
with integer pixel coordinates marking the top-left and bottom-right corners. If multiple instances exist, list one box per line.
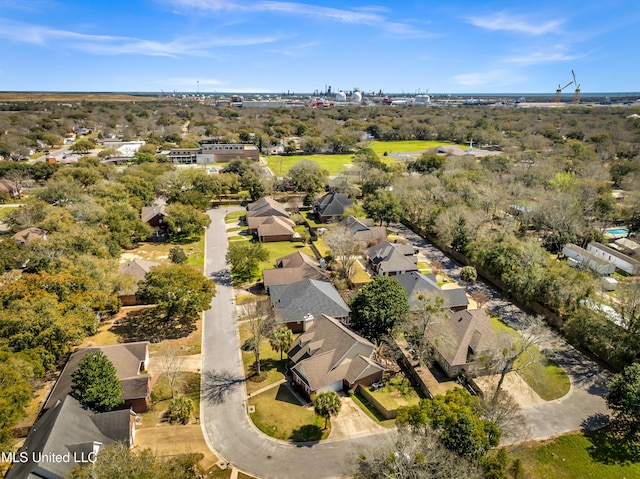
left=401, top=291, right=448, bottom=367
left=156, top=343, right=186, bottom=399
left=492, top=315, right=548, bottom=394
left=480, top=389, right=527, bottom=438
left=243, top=300, right=276, bottom=376
left=353, top=427, right=482, bottom=479
left=614, top=278, right=640, bottom=333
left=471, top=290, right=489, bottom=309
left=323, top=225, right=366, bottom=280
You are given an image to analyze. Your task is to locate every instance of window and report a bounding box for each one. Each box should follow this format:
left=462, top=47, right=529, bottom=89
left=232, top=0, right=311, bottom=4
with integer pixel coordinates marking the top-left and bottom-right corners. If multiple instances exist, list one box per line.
left=452, top=367, right=459, bottom=375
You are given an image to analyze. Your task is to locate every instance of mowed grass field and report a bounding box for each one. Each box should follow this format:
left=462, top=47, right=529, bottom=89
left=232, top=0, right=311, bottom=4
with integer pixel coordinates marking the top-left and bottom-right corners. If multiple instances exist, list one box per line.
left=509, top=432, right=640, bottom=479
left=266, top=140, right=459, bottom=176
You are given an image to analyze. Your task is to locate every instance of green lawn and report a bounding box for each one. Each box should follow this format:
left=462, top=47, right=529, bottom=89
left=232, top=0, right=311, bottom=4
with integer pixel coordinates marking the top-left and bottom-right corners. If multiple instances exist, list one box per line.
left=248, top=384, right=330, bottom=442
left=490, top=316, right=570, bottom=401
left=239, top=322, right=288, bottom=395
left=257, top=241, right=316, bottom=273
left=350, top=260, right=372, bottom=284
left=224, top=210, right=246, bottom=223
left=0, top=206, right=16, bottom=221
left=509, top=431, right=640, bottom=479
left=313, top=236, right=330, bottom=257
left=368, top=376, right=421, bottom=410
left=303, top=211, right=333, bottom=229
left=266, top=154, right=354, bottom=176
left=265, top=141, right=463, bottom=177
left=143, top=372, right=201, bottom=427
left=369, top=140, right=460, bottom=157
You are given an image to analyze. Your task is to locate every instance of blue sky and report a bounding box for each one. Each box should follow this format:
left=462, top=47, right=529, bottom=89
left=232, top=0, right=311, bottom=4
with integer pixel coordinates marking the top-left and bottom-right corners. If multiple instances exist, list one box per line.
left=0, top=0, right=638, bottom=93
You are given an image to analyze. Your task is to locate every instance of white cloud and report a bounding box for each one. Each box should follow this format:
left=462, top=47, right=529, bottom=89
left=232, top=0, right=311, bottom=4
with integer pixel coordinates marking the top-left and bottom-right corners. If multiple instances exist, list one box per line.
left=159, top=77, right=225, bottom=88
left=0, top=18, right=283, bottom=57
left=453, top=69, right=524, bottom=88
left=165, top=0, right=432, bottom=37
left=502, top=49, right=585, bottom=66
left=466, top=11, right=564, bottom=36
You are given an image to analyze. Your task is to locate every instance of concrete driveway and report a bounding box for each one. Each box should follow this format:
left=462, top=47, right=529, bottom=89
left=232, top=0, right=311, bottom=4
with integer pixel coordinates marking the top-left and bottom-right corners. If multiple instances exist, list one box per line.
left=329, top=396, right=386, bottom=440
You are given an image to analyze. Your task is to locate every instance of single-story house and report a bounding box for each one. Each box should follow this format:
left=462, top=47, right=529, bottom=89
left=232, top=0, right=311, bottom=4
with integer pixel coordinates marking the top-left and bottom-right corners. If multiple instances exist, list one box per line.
left=287, top=314, right=384, bottom=398
left=395, top=271, right=469, bottom=312
left=431, top=309, right=510, bottom=378
left=338, top=216, right=387, bottom=245
left=262, top=252, right=329, bottom=291
left=313, top=191, right=353, bottom=223
left=117, top=259, right=160, bottom=305
left=587, top=241, right=640, bottom=276
left=246, top=196, right=289, bottom=220
left=364, top=241, right=418, bottom=277
left=44, top=342, right=151, bottom=413
left=253, top=216, right=296, bottom=242
left=615, top=238, right=640, bottom=256
left=269, top=279, right=350, bottom=332
left=562, top=243, right=616, bottom=276
left=5, top=395, right=135, bottom=479
left=12, top=227, right=48, bottom=246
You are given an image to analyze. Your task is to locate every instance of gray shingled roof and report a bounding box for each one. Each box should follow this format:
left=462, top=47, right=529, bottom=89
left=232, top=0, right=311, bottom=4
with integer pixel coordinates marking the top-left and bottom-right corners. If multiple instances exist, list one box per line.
left=287, top=314, right=383, bottom=391
left=338, top=216, right=387, bottom=242
left=45, top=342, right=150, bottom=410
left=395, top=272, right=469, bottom=311
left=269, top=279, right=350, bottom=322
left=314, top=191, right=353, bottom=217
left=246, top=196, right=289, bottom=218
left=5, top=396, right=132, bottom=479
left=432, top=309, right=508, bottom=368
left=365, top=241, right=418, bottom=275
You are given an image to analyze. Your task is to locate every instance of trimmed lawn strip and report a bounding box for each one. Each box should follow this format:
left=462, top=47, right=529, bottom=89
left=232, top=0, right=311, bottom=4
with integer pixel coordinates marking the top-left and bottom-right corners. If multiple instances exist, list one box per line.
left=313, top=237, right=330, bottom=257
left=225, top=210, right=246, bottom=222
left=350, top=391, right=395, bottom=428
left=490, top=316, right=570, bottom=401
left=248, top=384, right=329, bottom=442
left=238, top=322, right=288, bottom=394
left=509, top=432, right=640, bottom=479
left=350, top=260, right=372, bottom=284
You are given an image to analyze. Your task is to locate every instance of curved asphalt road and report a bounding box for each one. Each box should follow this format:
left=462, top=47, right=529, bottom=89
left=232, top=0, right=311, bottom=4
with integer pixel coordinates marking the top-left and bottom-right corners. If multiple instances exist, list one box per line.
left=200, top=207, right=390, bottom=479
left=389, top=224, right=612, bottom=442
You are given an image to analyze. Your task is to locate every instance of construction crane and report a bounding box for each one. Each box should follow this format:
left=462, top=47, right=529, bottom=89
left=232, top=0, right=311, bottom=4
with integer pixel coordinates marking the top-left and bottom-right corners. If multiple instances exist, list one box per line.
left=554, top=80, right=573, bottom=103
left=572, top=70, right=581, bottom=105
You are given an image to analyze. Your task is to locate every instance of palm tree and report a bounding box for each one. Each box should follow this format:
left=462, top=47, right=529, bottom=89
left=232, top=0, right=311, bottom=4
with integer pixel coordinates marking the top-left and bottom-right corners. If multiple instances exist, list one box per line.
left=269, top=326, right=294, bottom=361
left=169, top=395, right=194, bottom=425
left=313, top=391, right=342, bottom=430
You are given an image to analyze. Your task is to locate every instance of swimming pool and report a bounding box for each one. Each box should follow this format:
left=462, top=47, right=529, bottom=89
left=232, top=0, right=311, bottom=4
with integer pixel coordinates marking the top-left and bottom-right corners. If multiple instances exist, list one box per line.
left=605, top=228, right=629, bottom=237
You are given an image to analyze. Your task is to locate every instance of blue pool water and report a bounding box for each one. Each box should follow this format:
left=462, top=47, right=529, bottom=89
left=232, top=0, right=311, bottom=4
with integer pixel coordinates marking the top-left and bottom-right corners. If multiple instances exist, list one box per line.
left=605, top=228, right=628, bottom=235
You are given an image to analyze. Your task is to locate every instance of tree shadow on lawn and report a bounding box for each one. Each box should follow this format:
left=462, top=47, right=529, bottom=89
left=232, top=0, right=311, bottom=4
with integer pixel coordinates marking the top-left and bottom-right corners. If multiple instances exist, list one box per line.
left=111, top=308, right=197, bottom=343
left=584, top=418, right=640, bottom=465
left=290, top=424, right=323, bottom=443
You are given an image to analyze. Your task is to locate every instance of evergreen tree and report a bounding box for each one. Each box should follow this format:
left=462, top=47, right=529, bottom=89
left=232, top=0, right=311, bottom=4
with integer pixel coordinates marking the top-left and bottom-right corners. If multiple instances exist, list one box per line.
left=71, top=351, right=123, bottom=412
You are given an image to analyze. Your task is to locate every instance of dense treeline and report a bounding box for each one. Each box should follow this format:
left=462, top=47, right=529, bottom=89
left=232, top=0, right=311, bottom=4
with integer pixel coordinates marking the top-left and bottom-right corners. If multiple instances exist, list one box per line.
left=0, top=154, right=218, bottom=455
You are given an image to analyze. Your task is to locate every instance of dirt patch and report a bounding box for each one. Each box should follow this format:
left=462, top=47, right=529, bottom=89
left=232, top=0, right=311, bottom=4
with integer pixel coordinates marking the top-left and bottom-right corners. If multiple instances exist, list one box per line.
left=473, top=372, right=545, bottom=407
left=135, top=424, right=218, bottom=471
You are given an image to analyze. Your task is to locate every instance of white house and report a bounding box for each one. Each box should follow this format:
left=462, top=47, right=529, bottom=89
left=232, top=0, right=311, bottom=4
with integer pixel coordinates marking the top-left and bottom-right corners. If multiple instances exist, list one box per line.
left=587, top=242, right=640, bottom=276
left=562, top=243, right=615, bottom=276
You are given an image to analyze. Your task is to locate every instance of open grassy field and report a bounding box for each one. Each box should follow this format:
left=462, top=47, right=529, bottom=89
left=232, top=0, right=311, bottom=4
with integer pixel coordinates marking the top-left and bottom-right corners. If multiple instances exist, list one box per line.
left=509, top=431, right=640, bottom=479
left=120, top=238, right=205, bottom=270
left=249, top=384, right=329, bottom=442
left=491, top=316, right=570, bottom=401
left=266, top=140, right=461, bottom=177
